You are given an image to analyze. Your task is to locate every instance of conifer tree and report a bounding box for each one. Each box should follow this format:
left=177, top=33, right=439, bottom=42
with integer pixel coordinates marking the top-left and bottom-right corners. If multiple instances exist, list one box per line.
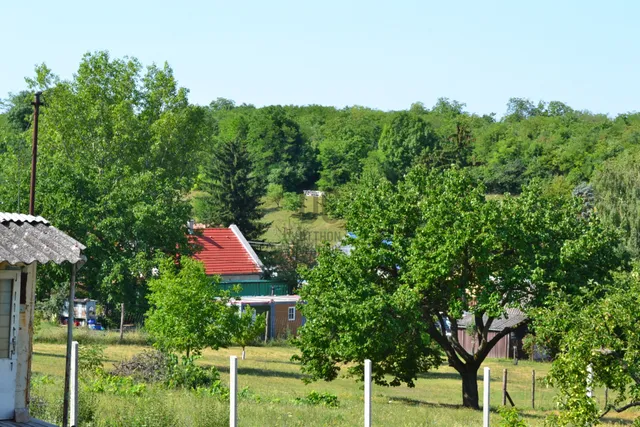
left=196, top=137, right=267, bottom=240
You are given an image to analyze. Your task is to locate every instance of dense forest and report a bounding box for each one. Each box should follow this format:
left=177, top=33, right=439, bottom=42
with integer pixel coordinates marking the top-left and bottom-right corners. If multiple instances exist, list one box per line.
left=1, top=52, right=639, bottom=317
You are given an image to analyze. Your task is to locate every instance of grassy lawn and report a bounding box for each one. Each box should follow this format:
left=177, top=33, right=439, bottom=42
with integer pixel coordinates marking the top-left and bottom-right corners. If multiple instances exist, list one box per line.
left=31, top=337, right=636, bottom=426
left=261, top=196, right=345, bottom=244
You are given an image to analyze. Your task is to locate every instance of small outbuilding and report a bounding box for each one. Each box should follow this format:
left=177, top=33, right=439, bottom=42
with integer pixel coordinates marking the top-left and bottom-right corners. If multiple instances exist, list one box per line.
left=456, top=308, right=528, bottom=359
left=0, top=213, right=85, bottom=425
left=230, top=295, right=304, bottom=339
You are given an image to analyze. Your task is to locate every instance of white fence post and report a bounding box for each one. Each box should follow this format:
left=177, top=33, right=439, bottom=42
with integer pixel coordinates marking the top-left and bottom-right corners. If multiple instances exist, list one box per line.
left=230, top=356, right=237, bottom=427
left=70, top=341, right=79, bottom=427
left=364, top=359, right=371, bottom=427
left=483, top=366, right=490, bottom=427
left=586, top=364, right=593, bottom=398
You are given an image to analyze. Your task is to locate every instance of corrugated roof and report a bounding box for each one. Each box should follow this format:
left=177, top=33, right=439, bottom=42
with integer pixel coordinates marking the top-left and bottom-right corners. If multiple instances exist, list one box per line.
left=0, top=213, right=49, bottom=224
left=0, top=213, right=85, bottom=265
left=192, top=228, right=262, bottom=276
left=457, top=308, right=527, bottom=332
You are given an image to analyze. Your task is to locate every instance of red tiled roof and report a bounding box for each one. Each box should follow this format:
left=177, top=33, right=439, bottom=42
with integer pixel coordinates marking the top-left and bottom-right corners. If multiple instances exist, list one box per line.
left=192, top=228, right=262, bottom=276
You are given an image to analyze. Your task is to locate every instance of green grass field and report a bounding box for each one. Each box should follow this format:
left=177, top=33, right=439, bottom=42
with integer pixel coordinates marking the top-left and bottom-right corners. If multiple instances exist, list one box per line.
left=30, top=334, right=636, bottom=426
left=261, top=196, right=345, bottom=244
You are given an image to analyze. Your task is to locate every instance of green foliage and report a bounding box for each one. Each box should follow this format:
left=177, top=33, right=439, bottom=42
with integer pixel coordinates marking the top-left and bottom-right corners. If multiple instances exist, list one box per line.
left=295, top=166, right=624, bottom=408
left=244, top=105, right=318, bottom=191
left=282, top=192, right=304, bottom=213
left=533, top=268, right=640, bottom=425
left=378, top=111, right=438, bottom=181
left=292, top=391, right=340, bottom=408
left=593, top=149, right=640, bottom=257
left=497, top=406, right=528, bottom=427
left=90, top=371, right=147, bottom=396
left=35, top=282, right=68, bottom=321
left=16, top=52, right=203, bottom=318
left=145, top=257, right=237, bottom=357
left=195, top=133, right=268, bottom=239
left=266, top=183, right=285, bottom=208
left=165, top=354, right=222, bottom=390
left=261, top=224, right=317, bottom=294
left=233, top=307, right=267, bottom=353
left=79, top=343, right=107, bottom=375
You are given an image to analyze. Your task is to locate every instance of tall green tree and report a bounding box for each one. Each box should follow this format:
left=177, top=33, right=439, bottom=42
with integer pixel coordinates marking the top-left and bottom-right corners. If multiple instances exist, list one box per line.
left=195, top=136, right=267, bottom=240
left=16, top=52, right=206, bottom=317
left=233, top=306, right=267, bottom=360
left=377, top=112, right=438, bottom=181
left=295, top=167, right=623, bottom=409
left=146, top=257, right=237, bottom=357
left=245, top=106, right=318, bottom=191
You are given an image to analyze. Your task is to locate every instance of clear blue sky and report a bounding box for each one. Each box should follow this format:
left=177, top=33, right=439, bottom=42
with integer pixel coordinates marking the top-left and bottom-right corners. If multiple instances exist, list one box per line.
left=2, top=0, right=638, bottom=116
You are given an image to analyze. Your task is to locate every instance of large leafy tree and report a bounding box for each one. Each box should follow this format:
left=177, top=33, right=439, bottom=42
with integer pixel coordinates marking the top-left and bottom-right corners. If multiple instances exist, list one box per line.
left=377, top=111, right=439, bottom=181
left=146, top=257, right=237, bottom=357
left=195, top=133, right=267, bottom=240
left=17, top=52, right=206, bottom=317
left=245, top=106, right=318, bottom=191
left=295, top=166, right=623, bottom=409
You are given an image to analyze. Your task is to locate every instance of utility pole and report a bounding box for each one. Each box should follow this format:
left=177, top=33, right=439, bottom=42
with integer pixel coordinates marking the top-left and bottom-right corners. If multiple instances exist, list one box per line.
left=29, top=92, right=42, bottom=216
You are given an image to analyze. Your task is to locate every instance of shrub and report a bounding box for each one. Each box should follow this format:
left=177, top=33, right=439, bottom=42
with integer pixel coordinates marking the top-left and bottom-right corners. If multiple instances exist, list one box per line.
left=165, top=354, right=221, bottom=390
left=90, top=371, right=146, bottom=396
left=292, top=391, right=339, bottom=408
left=498, top=406, right=528, bottom=427
left=79, top=343, right=106, bottom=375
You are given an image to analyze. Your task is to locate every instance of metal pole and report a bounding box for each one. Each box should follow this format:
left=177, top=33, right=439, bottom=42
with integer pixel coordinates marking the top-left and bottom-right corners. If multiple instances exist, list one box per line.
left=230, top=355, right=237, bottom=427
left=264, top=311, right=269, bottom=344
left=29, top=92, right=42, bottom=216
left=364, top=359, right=371, bottom=427
left=62, top=263, right=76, bottom=427
left=70, top=341, right=79, bottom=427
left=483, top=367, right=490, bottom=427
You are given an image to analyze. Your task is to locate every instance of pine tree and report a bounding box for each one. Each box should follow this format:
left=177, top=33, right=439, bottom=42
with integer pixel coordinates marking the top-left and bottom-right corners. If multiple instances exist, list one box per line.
left=196, top=137, right=268, bottom=240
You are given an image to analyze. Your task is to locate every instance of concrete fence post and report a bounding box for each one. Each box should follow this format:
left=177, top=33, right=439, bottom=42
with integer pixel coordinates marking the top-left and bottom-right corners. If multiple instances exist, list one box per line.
left=70, top=341, right=79, bottom=427
left=230, top=356, right=237, bottom=427
left=587, top=364, right=594, bottom=398
left=483, top=367, right=490, bottom=427
left=364, top=359, right=371, bottom=427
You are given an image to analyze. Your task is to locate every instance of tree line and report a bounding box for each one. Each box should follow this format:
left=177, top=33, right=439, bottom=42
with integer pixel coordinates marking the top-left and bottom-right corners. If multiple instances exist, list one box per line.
left=2, top=52, right=640, bottom=420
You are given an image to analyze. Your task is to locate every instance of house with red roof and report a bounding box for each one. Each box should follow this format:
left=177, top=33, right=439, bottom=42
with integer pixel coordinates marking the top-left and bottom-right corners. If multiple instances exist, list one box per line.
left=191, top=224, right=264, bottom=282
left=190, top=224, right=304, bottom=339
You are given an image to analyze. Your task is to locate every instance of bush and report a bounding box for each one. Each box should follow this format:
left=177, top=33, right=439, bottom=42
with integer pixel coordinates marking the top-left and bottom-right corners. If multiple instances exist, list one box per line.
left=90, top=371, right=146, bottom=396
left=292, top=391, right=339, bottom=408
left=165, top=354, right=221, bottom=390
left=498, top=406, right=528, bottom=427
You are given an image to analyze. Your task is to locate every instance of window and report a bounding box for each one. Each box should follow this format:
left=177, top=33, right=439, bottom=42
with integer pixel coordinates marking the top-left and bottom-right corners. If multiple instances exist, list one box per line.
left=288, top=306, right=296, bottom=321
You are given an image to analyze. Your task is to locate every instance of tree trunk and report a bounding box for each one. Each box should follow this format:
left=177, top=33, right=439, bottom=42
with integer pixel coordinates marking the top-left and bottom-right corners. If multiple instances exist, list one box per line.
left=461, top=368, right=480, bottom=409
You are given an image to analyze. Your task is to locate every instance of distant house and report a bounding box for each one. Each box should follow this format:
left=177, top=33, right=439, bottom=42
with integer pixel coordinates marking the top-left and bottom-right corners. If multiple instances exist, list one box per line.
left=190, top=224, right=304, bottom=339
left=456, top=308, right=528, bottom=359
left=191, top=224, right=264, bottom=282
left=229, top=295, right=304, bottom=339
left=0, top=212, right=85, bottom=425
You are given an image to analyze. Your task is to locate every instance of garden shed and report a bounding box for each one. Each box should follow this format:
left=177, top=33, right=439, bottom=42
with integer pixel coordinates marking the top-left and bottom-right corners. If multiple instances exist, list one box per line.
left=0, top=213, right=85, bottom=425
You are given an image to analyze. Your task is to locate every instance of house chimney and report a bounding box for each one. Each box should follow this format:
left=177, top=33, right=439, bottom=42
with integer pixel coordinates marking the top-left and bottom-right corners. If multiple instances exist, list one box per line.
left=187, top=219, right=195, bottom=234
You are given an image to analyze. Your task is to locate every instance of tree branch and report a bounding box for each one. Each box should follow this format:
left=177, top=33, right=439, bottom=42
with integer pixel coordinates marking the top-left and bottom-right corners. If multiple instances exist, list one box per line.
left=600, top=401, right=640, bottom=418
